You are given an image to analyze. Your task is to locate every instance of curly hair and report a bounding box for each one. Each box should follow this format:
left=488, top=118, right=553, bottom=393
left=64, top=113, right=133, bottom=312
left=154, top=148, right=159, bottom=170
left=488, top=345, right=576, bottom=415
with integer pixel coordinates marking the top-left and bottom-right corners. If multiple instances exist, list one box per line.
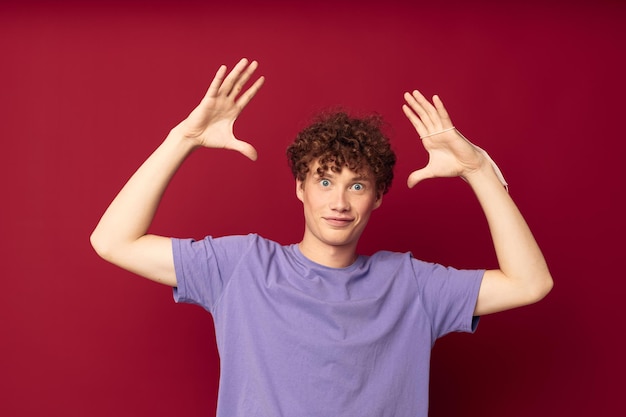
left=286, top=111, right=396, bottom=195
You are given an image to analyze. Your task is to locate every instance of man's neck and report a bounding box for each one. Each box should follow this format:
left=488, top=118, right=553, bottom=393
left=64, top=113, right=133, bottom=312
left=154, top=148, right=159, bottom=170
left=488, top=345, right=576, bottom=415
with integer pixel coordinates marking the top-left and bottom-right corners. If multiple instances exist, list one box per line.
left=297, top=240, right=358, bottom=269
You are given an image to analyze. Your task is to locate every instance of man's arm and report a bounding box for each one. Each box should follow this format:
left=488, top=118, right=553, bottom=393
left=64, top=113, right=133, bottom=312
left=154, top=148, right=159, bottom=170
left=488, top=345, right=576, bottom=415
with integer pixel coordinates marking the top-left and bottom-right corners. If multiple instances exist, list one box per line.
left=90, top=58, right=264, bottom=287
left=402, top=90, right=553, bottom=315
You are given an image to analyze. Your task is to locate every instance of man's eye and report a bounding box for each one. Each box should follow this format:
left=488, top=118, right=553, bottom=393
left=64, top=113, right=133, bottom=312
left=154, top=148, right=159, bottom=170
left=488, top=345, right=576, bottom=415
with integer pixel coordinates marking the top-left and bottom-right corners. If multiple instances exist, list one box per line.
left=352, top=183, right=364, bottom=191
left=321, top=179, right=331, bottom=187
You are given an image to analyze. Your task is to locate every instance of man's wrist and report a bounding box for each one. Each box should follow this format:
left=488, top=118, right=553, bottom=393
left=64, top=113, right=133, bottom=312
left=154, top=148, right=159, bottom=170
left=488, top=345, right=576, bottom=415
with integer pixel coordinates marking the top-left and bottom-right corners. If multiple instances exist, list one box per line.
left=463, top=147, right=509, bottom=192
left=462, top=162, right=504, bottom=189
left=166, top=124, right=202, bottom=153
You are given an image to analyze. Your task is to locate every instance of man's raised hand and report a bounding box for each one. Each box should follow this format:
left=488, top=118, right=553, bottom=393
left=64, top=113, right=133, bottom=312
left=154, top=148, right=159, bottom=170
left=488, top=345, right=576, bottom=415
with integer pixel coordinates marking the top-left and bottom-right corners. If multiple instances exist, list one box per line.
left=177, top=58, right=265, bottom=160
left=402, top=90, right=486, bottom=188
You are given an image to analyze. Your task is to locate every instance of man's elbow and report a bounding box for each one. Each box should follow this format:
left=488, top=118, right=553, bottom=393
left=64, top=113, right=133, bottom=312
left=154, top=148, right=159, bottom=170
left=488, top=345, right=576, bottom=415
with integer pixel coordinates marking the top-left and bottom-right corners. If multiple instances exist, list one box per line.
left=89, top=230, right=116, bottom=262
left=527, top=271, right=554, bottom=304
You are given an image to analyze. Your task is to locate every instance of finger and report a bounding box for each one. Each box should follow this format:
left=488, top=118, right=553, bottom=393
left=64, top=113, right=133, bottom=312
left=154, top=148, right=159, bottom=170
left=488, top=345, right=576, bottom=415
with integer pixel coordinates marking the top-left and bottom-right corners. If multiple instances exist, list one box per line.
left=205, top=65, right=227, bottom=99
left=407, top=167, right=433, bottom=188
left=228, top=138, right=258, bottom=161
left=235, top=75, right=265, bottom=111
left=402, top=103, right=427, bottom=136
left=432, top=95, right=453, bottom=126
left=411, top=90, right=442, bottom=127
left=404, top=91, right=435, bottom=130
left=229, top=60, right=259, bottom=98
left=219, top=58, right=250, bottom=96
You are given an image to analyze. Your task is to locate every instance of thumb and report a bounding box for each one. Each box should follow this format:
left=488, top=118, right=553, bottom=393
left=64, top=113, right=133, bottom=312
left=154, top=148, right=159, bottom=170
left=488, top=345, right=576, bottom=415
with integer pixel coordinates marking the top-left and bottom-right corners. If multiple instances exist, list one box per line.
left=407, top=167, right=433, bottom=188
left=229, top=138, right=258, bottom=161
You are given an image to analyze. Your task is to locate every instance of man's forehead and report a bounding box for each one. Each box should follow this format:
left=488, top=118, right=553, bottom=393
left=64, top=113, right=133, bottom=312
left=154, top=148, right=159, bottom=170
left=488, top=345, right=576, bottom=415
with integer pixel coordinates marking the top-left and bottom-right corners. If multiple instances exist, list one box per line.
left=309, top=160, right=373, bottom=180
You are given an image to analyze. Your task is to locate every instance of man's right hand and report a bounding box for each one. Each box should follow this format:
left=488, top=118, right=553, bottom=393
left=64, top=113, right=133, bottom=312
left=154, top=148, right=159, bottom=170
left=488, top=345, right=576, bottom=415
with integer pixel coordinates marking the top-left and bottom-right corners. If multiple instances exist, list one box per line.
left=176, top=58, right=265, bottom=160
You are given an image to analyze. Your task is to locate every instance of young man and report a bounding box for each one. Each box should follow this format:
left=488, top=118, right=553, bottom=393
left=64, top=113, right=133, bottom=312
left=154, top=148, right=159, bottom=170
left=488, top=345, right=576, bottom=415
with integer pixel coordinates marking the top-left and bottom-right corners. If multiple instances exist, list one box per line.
left=91, top=58, right=552, bottom=416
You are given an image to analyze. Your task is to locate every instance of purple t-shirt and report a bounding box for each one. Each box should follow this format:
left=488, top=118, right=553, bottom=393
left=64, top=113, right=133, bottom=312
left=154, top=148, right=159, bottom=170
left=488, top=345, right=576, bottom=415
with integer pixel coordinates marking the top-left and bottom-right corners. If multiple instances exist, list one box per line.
left=173, top=234, right=483, bottom=417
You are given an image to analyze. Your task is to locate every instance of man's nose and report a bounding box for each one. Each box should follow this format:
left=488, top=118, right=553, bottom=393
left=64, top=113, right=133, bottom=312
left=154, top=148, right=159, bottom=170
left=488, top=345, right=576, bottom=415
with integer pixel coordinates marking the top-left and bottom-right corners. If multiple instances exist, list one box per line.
left=329, top=189, right=350, bottom=211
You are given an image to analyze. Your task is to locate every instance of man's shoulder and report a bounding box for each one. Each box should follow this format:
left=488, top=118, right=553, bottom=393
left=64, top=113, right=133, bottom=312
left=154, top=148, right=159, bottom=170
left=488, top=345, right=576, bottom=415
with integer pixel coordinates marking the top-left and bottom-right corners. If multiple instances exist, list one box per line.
left=369, top=249, right=412, bottom=262
left=212, top=233, right=293, bottom=259
left=367, top=250, right=440, bottom=274
left=366, top=250, right=415, bottom=269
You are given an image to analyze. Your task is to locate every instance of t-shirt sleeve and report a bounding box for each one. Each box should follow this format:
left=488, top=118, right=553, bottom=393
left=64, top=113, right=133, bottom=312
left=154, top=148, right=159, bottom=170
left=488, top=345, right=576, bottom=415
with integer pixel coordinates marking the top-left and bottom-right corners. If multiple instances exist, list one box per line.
left=171, top=235, right=253, bottom=312
left=411, top=258, right=484, bottom=339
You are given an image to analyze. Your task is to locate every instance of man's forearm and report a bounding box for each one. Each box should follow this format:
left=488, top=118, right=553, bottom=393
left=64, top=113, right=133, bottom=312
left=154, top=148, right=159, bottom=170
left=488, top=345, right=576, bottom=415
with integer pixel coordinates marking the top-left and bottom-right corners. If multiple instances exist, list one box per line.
left=465, top=163, right=553, bottom=313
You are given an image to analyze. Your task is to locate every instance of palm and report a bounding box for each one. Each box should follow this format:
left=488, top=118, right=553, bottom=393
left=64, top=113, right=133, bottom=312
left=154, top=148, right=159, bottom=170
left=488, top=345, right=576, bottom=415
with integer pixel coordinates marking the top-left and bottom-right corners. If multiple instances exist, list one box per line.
left=412, top=129, right=483, bottom=184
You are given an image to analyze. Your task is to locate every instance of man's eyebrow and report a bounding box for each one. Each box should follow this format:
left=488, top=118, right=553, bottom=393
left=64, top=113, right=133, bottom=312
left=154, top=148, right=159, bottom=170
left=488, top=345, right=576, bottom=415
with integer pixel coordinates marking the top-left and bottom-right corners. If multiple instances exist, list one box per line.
left=314, top=171, right=372, bottom=182
left=313, top=170, right=334, bottom=179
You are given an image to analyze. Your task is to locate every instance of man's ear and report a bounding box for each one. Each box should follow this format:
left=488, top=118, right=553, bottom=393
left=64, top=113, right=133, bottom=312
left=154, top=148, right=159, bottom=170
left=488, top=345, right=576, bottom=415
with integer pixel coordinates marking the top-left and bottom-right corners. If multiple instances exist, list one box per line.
left=373, top=193, right=383, bottom=210
left=296, top=179, right=304, bottom=202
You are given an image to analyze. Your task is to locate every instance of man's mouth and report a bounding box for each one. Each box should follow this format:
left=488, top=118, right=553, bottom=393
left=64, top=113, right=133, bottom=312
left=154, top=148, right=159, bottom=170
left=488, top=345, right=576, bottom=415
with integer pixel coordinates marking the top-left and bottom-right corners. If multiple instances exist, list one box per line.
left=323, top=217, right=354, bottom=227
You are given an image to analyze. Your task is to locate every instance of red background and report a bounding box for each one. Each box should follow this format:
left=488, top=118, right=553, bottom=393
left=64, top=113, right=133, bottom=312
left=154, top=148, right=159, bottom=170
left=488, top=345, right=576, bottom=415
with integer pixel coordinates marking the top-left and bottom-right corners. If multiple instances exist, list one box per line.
left=1, top=1, right=625, bottom=416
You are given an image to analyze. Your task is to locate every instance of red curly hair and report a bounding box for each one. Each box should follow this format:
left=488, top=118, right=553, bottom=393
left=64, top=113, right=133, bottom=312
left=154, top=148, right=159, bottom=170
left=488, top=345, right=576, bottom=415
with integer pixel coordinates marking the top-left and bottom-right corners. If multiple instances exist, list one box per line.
left=286, top=111, right=396, bottom=196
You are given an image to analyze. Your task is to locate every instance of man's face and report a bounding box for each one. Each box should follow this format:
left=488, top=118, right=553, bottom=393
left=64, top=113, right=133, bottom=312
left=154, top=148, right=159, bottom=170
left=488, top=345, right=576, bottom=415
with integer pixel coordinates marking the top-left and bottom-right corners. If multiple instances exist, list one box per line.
left=296, top=161, right=382, bottom=255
